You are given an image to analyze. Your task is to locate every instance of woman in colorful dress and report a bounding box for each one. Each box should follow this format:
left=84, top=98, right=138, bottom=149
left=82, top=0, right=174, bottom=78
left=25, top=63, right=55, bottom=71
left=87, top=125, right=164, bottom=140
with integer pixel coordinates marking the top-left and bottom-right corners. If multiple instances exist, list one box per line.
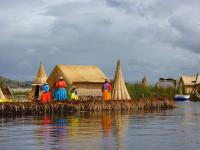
left=54, top=76, right=68, bottom=101
left=102, top=79, right=112, bottom=101
left=41, top=82, right=51, bottom=103
left=70, top=85, right=78, bottom=100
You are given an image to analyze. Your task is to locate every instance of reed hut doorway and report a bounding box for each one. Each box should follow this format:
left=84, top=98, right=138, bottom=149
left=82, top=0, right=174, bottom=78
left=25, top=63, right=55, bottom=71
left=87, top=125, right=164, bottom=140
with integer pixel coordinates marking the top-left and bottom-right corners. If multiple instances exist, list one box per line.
left=34, top=85, right=40, bottom=100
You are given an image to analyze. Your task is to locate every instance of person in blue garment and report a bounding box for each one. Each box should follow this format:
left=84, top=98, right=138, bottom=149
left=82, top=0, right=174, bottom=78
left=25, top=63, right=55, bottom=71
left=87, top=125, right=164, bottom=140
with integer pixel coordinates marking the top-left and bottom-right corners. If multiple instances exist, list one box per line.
left=41, top=82, right=51, bottom=103
left=54, top=76, right=68, bottom=101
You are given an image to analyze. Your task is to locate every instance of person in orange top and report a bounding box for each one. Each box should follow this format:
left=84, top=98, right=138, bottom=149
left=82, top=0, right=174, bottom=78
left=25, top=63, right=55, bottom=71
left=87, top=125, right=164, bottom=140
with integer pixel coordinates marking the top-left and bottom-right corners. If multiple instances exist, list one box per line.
left=54, top=76, right=68, bottom=101
left=40, top=82, right=51, bottom=103
left=102, top=79, right=112, bottom=101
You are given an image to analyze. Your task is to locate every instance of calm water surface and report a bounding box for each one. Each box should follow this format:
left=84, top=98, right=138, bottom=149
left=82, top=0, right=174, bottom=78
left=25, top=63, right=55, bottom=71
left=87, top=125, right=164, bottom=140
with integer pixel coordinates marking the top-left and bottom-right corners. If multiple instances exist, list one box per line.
left=1, top=101, right=200, bottom=150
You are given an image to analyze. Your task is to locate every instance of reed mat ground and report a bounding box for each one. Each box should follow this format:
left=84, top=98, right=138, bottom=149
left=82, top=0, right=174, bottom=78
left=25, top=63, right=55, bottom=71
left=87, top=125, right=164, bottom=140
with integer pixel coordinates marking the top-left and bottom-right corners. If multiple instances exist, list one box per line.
left=0, top=98, right=175, bottom=116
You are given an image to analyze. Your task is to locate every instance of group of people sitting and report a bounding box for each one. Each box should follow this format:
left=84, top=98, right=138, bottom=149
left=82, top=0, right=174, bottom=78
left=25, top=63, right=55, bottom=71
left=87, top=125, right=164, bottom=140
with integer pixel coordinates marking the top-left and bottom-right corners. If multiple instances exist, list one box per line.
left=40, top=77, right=112, bottom=103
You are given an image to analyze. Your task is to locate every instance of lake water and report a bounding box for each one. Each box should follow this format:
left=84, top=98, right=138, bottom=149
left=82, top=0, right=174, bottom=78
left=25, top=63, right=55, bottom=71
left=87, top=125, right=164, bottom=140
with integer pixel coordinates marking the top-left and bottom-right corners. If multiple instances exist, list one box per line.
left=1, top=101, right=200, bottom=150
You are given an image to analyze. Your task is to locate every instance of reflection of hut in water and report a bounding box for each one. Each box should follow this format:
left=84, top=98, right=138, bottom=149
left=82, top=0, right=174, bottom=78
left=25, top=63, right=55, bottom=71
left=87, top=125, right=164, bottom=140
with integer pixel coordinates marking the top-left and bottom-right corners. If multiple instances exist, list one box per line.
left=112, top=60, right=131, bottom=100
left=142, top=76, right=148, bottom=87
left=156, top=78, right=177, bottom=89
left=29, top=63, right=47, bottom=100
left=113, top=112, right=129, bottom=150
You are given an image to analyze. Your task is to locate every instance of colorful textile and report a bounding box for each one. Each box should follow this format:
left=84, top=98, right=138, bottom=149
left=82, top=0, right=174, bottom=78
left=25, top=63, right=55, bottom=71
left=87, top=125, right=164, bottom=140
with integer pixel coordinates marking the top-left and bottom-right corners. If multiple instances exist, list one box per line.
left=41, top=92, right=51, bottom=103
left=102, top=82, right=112, bottom=100
left=102, top=90, right=112, bottom=101
left=102, top=83, right=112, bottom=91
left=55, top=80, right=66, bottom=88
left=70, top=86, right=78, bottom=100
left=54, top=80, right=68, bottom=101
left=42, top=84, right=49, bottom=92
left=54, top=88, right=68, bottom=101
left=70, top=92, right=78, bottom=100
left=41, top=83, right=51, bottom=103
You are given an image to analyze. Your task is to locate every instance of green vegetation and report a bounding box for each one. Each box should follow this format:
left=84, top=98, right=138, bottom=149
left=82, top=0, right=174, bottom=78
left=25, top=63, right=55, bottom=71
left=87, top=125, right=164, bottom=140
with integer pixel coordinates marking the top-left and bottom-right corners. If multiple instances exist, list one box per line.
left=12, top=91, right=29, bottom=96
left=126, top=83, right=177, bottom=99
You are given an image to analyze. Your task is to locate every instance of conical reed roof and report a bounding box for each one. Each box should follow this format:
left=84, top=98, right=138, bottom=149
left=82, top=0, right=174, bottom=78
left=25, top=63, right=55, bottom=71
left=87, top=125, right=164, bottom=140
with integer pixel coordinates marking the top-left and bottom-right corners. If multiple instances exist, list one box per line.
left=112, top=60, right=131, bottom=100
left=33, top=63, right=47, bottom=85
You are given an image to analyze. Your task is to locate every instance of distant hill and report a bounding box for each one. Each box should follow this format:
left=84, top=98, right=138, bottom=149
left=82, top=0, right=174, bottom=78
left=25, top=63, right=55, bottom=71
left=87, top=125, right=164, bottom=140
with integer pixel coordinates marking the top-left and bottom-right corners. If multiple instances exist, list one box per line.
left=0, top=76, right=32, bottom=88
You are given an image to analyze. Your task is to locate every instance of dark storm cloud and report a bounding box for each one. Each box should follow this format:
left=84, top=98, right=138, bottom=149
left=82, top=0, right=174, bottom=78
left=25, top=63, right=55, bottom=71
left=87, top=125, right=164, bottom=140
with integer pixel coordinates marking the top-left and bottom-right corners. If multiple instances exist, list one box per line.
left=104, top=0, right=200, bottom=54
left=0, top=0, right=200, bottom=83
left=105, top=0, right=147, bottom=16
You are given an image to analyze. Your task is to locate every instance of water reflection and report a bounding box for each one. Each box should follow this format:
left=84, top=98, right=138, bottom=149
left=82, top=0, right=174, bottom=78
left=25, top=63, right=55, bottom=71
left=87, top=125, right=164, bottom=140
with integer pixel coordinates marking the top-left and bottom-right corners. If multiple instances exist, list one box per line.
left=31, top=112, right=129, bottom=150
left=2, top=102, right=200, bottom=150
left=102, top=114, right=113, bottom=150
left=35, top=115, right=68, bottom=150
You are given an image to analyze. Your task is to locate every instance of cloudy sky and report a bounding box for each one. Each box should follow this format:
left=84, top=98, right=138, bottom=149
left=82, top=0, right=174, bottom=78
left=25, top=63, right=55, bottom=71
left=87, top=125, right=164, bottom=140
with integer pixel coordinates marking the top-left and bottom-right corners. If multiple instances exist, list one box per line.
left=0, top=0, right=200, bottom=83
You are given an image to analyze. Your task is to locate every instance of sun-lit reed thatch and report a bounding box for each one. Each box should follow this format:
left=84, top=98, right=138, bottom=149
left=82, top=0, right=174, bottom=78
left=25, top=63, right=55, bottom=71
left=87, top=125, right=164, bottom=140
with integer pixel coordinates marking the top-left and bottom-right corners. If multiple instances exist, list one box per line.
left=0, top=98, right=175, bottom=116
left=29, top=62, right=48, bottom=100
left=112, top=60, right=131, bottom=100
left=47, top=64, right=107, bottom=97
left=33, top=62, right=47, bottom=85
left=0, top=86, right=13, bottom=99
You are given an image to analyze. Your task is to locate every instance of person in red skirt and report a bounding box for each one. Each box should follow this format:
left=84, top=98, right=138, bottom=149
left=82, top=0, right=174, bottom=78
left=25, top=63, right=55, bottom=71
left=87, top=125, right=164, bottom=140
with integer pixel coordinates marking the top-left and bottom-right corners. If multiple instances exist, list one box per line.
left=41, top=82, right=51, bottom=103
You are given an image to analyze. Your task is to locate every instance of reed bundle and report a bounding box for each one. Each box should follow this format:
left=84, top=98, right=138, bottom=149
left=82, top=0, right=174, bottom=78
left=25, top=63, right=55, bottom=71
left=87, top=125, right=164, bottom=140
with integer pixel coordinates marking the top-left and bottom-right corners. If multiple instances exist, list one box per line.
left=0, top=98, right=175, bottom=116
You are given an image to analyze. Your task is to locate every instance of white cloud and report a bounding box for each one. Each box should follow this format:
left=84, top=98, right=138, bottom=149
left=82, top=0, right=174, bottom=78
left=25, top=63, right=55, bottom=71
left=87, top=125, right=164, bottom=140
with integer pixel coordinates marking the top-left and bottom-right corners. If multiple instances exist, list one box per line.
left=0, top=0, right=200, bottom=82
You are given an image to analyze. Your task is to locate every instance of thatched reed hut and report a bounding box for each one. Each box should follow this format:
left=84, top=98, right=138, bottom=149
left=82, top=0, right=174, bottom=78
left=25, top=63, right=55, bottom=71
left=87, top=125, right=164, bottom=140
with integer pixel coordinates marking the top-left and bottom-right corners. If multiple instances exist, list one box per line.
left=0, top=86, right=13, bottom=99
left=47, top=64, right=107, bottom=99
left=29, top=63, right=47, bottom=100
left=112, top=60, right=131, bottom=100
left=142, top=76, right=148, bottom=87
left=178, top=75, right=200, bottom=94
left=0, top=88, right=5, bottom=99
left=156, top=78, right=177, bottom=89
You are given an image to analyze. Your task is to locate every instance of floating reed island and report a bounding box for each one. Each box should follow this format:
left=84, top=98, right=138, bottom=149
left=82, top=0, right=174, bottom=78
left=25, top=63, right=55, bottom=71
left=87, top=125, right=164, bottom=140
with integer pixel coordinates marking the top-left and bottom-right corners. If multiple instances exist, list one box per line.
left=0, top=60, right=175, bottom=116
left=0, top=98, right=175, bottom=116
